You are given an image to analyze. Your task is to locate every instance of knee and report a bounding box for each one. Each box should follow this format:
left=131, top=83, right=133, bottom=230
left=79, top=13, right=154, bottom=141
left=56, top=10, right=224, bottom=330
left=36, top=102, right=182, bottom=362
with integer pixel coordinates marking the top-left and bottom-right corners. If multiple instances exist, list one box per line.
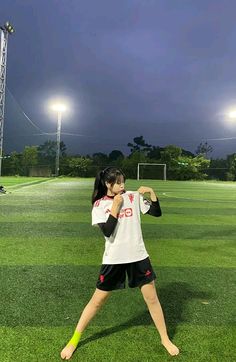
left=91, top=294, right=109, bottom=309
left=143, top=294, right=158, bottom=305
left=141, top=284, right=158, bottom=305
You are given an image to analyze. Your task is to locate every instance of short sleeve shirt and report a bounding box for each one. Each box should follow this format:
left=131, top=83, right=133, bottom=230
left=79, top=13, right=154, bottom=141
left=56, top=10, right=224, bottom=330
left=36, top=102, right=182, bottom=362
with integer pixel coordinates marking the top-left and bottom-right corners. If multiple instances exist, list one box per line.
left=92, top=191, right=150, bottom=264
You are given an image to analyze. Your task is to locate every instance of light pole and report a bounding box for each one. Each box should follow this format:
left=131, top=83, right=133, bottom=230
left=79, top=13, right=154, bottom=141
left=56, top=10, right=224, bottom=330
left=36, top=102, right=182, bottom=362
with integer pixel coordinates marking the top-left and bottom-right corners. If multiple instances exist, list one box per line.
left=0, top=21, right=15, bottom=177
left=51, top=103, right=66, bottom=177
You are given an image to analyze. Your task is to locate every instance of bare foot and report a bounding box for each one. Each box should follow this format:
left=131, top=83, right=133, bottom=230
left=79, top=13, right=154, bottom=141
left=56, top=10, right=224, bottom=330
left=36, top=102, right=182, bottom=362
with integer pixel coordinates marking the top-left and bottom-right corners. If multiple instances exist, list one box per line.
left=60, top=344, right=76, bottom=360
left=161, top=339, right=179, bottom=356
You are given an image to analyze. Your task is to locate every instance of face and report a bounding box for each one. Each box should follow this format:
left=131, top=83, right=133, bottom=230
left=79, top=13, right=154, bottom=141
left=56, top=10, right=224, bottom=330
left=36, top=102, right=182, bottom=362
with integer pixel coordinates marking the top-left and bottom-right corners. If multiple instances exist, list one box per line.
left=106, top=176, right=125, bottom=196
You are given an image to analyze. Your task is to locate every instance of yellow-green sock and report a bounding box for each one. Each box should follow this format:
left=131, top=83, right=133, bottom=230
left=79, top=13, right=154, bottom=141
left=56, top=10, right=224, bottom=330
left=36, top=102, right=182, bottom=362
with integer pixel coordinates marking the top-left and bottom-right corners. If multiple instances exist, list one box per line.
left=66, top=330, right=82, bottom=349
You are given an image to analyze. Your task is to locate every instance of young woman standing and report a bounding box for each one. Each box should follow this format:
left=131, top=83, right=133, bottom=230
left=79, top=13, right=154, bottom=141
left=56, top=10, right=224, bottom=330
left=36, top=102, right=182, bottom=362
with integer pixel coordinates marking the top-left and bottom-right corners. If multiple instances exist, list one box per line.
left=61, top=167, right=179, bottom=360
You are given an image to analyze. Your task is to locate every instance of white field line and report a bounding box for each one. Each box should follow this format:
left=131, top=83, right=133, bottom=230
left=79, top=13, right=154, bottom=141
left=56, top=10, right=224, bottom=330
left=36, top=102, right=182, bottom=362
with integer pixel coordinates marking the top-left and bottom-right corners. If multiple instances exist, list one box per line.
left=161, top=192, right=235, bottom=203
left=6, top=178, right=56, bottom=192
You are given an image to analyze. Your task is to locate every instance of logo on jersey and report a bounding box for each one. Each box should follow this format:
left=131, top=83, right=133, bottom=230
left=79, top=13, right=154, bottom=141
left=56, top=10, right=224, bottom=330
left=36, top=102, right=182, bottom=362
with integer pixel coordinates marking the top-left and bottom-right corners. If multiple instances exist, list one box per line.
left=144, top=199, right=151, bottom=206
left=123, top=208, right=132, bottom=217
left=105, top=208, right=133, bottom=218
left=128, top=193, right=134, bottom=203
left=94, top=200, right=101, bottom=207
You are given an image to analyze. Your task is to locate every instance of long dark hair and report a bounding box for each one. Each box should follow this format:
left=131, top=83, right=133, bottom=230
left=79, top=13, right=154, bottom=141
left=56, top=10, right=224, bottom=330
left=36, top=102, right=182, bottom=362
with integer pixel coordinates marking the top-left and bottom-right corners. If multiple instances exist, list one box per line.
left=92, top=167, right=126, bottom=204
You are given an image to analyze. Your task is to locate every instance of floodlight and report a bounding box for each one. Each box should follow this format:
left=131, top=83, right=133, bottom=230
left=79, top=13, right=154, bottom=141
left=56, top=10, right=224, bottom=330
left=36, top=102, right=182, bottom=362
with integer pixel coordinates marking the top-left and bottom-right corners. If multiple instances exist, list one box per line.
left=51, top=104, right=67, bottom=113
left=4, top=21, right=15, bottom=35
left=228, top=111, right=236, bottom=119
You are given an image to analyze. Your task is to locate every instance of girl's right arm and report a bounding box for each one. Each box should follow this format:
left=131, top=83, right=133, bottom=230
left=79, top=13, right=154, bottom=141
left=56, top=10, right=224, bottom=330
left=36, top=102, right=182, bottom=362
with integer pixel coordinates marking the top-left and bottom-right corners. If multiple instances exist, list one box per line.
left=110, top=194, right=123, bottom=218
left=98, top=195, right=123, bottom=237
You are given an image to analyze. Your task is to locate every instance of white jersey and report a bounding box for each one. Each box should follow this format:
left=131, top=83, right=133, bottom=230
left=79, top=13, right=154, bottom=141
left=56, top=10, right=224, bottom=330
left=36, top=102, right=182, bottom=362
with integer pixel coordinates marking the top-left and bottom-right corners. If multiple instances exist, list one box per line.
left=92, top=191, right=151, bottom=264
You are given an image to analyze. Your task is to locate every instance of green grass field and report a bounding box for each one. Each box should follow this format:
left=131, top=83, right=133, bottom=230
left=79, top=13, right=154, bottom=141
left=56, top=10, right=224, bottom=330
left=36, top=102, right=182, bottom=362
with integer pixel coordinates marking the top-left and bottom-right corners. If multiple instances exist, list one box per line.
left=0, top=177, right=235, bottom=362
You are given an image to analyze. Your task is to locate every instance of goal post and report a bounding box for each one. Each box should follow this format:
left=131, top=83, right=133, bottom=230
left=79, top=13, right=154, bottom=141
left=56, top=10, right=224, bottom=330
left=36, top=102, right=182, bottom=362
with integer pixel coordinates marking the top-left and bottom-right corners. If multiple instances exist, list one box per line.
left=137, top=163, right=167, bottom=181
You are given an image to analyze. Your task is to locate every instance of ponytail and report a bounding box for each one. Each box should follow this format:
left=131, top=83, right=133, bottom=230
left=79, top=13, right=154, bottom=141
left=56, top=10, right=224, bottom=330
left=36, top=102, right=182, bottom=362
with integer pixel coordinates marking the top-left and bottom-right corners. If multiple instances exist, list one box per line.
left=91, top=170, right=107, bottom=205
left=91, top=167, right=125, bottom=205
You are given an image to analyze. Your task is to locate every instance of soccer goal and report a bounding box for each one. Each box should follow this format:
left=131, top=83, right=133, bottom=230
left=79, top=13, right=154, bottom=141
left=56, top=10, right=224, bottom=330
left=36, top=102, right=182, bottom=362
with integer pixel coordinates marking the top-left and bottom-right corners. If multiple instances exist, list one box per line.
left=137, top=163, right=167, bottom=181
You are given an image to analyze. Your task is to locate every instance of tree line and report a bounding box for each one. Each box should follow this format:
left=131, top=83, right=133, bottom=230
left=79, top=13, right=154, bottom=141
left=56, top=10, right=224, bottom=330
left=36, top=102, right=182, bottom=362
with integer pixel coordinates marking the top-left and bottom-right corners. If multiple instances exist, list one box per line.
left=2, top=136, right=236, bottom=180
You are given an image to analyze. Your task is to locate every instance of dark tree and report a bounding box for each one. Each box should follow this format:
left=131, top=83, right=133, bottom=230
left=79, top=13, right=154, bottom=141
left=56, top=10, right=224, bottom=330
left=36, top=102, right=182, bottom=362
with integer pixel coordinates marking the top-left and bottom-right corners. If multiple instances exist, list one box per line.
left=92, top=152, right=109, bottom=166
left=127, top=136, right=152, bottom=154
left=195, top=142, right=213, bottom=158
left=109, top=150, right=124, bottom=162
left=182, top=148, right=195, bottom=157
left=147, top=146, right=162, bottom=159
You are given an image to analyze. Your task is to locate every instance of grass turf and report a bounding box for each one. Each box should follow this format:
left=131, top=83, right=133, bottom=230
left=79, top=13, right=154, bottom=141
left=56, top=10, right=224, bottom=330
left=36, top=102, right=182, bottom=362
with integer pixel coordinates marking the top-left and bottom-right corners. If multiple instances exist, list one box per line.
left=0, top=177, right=235, bottom=361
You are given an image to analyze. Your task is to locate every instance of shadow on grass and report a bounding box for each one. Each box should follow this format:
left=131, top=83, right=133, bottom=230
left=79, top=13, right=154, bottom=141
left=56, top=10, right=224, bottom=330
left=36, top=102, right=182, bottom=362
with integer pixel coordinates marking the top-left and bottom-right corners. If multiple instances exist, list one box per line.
left=159, top=282, right=209, bottom=339
left=79, top=281, right=209, bottom=347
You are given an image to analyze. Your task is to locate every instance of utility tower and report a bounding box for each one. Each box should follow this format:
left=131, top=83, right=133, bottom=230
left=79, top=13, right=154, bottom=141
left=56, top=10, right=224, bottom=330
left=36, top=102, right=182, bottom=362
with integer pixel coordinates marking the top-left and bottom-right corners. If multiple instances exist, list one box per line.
left=0, top=22, right=15, bottom=176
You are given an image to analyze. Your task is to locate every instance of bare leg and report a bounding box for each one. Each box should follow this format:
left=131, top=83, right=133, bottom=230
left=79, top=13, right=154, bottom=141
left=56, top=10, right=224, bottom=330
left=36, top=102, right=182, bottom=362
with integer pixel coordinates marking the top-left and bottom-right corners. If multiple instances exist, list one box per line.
left=140, top=281, right=179, bottom=356
left=61, top=288, right=111, bottom=360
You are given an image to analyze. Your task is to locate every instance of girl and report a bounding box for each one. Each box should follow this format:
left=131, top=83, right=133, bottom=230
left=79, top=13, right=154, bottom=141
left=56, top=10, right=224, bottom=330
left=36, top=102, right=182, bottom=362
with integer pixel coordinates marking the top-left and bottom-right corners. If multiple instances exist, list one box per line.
left=61, top=167, right=179, bottom=360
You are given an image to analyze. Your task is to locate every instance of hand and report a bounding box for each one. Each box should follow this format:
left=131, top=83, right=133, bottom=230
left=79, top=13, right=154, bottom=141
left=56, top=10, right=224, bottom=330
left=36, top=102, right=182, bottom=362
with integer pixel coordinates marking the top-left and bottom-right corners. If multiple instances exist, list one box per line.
left=137, top=186, right=153, bottom=195
left=110, top=194, right=123, bottom=218
left=113, top=194, right=123, bottom=207
left=137, top=186, right=157, bottom=202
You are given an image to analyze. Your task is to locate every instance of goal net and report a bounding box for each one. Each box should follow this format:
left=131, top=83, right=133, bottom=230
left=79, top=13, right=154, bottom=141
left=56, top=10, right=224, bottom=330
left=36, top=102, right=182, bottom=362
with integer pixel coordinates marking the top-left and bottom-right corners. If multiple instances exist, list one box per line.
left=137, top=163, right=167, bottom=181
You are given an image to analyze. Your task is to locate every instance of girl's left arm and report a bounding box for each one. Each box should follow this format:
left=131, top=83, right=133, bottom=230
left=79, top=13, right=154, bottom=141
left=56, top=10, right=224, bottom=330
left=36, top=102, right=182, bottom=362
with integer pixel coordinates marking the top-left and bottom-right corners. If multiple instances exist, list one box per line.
left=138, top=186, right=162, bottom=217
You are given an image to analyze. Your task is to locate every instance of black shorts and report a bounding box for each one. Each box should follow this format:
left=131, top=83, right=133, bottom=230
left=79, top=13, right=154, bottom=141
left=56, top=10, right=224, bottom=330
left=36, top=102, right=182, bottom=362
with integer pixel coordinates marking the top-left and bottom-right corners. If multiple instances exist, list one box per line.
left=96, top=257, right=156, bottom=291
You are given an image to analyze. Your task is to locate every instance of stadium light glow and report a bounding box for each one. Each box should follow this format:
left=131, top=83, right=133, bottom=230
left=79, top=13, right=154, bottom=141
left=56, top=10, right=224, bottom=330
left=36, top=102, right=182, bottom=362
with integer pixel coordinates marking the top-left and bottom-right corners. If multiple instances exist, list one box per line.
left=51, top=103, right=67, bottom=113
left=228, top=110, right=236, bottom=119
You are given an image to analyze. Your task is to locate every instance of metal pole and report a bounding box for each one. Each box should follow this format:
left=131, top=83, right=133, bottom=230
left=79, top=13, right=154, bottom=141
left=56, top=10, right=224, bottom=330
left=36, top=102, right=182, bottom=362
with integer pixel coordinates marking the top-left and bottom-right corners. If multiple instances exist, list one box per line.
left=0, top=30, right=8, bottom=177
left=164, top=164, right=167, bottom=181
left=55, top=111, right=61, bottom=176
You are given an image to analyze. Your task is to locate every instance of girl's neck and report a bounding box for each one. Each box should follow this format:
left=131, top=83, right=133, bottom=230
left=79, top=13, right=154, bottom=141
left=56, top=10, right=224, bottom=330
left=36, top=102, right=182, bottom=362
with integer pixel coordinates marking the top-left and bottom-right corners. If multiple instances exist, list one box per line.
left=107, top=191, right=115, bottom=197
